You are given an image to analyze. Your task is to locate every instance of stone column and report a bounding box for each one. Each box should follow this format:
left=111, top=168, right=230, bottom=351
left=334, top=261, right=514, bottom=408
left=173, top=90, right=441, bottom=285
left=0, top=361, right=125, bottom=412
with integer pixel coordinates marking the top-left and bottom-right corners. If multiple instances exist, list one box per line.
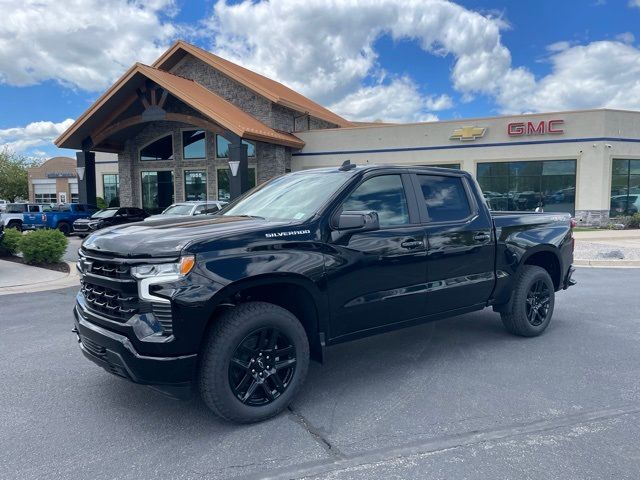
left=76, top=151, right=96, bottom=205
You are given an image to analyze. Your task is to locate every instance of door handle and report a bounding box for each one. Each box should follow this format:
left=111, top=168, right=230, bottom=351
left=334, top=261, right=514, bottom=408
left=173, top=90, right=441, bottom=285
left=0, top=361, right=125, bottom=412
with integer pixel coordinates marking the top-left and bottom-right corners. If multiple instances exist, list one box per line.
left=473, top=232, right=491, bottom=242
left=400, top=238, right=423, bottom=249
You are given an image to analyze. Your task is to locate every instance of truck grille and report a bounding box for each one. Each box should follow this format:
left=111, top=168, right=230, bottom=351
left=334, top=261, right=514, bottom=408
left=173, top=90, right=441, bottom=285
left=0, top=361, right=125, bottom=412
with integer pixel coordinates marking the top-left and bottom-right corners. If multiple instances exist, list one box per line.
left=79, top=250, right=174, bottom=335
left=73, top=223, right=90, bottom=232
left=80, top=281, right=137, bottom=321
left=90, top=260, right=131, bottom=279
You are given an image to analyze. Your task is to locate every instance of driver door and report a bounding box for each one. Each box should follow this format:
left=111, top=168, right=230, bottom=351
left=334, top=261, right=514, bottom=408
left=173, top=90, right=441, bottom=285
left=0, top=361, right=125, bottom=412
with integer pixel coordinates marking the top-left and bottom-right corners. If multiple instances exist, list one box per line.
left=325, top=172, right=428, bottom=340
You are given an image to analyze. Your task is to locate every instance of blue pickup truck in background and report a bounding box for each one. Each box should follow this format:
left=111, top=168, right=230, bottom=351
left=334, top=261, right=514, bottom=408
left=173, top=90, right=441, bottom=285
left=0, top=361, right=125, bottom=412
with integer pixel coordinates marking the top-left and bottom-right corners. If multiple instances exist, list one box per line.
left=23, top=204, right=98, bottom=235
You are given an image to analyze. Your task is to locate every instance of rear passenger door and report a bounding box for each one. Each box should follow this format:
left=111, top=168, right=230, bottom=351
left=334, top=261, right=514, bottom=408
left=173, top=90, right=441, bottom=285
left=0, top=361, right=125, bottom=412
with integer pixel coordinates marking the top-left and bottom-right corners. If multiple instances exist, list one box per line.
left=412, top=172, right=495, bottom=316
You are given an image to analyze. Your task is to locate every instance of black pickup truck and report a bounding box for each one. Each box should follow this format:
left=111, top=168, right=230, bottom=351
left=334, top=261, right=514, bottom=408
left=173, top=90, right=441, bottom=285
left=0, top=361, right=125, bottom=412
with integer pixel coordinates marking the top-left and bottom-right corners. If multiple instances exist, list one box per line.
left=74, top=164, right=575, bottom=423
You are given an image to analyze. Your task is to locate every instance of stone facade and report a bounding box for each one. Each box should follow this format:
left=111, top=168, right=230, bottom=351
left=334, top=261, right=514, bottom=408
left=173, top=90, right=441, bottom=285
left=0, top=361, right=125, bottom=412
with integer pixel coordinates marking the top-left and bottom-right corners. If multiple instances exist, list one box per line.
left=574, top=210, right=610, bottom=227
left=116, top=53, right=339, bottom=208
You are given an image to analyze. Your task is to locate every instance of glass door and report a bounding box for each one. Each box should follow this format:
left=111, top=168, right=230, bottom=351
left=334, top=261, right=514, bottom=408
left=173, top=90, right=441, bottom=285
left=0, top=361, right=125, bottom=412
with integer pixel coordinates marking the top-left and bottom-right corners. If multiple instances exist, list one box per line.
left=141, top=171, right=174, bottom=214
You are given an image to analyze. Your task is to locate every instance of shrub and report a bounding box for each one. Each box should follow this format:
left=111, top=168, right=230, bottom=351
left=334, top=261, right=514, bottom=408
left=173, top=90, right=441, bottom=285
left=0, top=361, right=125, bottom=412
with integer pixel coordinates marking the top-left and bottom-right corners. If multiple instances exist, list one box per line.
left=19, top=229, right=68, bottom=264
left=96, top=196, right=107, bottom=209
left=0, top=227, right=22, bottom=256
left=628, top=213, right=640, bottom=229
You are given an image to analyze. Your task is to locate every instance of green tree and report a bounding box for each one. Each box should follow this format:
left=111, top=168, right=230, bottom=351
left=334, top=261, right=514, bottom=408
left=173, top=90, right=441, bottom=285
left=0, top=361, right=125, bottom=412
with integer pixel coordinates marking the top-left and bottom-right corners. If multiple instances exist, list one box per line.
left=0, top=149, right=32, bottom=201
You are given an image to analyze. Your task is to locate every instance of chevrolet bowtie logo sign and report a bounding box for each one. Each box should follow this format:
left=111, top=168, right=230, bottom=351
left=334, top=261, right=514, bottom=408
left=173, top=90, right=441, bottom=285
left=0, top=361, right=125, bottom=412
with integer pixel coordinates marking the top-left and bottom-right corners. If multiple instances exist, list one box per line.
left=450, top=126, right=487, bottom=141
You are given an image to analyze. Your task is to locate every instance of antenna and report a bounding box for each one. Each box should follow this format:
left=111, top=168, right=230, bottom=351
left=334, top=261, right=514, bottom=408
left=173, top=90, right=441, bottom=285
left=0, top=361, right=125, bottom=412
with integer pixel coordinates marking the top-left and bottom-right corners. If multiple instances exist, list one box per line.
left=339, top=160, right=356, bottom=171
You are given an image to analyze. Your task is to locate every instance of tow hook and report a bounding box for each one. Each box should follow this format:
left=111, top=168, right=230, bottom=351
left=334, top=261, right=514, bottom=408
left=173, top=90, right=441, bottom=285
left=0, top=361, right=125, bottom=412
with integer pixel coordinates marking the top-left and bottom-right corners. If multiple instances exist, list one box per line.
left=72, top=327, right=81, bottom=343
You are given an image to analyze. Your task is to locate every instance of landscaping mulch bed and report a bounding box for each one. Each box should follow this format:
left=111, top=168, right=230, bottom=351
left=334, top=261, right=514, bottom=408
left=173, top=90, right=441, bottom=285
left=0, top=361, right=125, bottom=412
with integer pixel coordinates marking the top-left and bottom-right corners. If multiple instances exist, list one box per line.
left=0, top=255, right=70, bottom=273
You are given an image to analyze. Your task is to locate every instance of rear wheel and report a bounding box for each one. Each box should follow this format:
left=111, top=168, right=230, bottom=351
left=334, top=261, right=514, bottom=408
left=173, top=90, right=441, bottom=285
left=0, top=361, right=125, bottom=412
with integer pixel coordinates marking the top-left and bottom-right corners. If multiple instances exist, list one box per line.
left=6, top=221, right=22, bottom=232
left=57, top=222, right=71, bottom=236
left=501, top=265, right=555, bottom=337
left=199, top=301, right=309, bottom=423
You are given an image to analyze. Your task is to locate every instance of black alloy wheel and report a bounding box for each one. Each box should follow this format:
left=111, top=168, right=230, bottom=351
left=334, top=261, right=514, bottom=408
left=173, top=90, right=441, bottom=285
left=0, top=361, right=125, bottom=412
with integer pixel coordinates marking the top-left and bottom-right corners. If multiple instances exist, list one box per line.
left=228, top=327, right=296, bottom=406
left=525, top=279, right=551, bottom=326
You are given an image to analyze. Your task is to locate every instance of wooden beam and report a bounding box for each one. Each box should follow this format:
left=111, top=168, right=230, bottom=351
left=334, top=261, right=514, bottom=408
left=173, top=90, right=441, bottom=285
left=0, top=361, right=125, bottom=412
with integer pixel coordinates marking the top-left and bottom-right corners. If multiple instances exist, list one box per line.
left=150, top=88, right=157, bottom=106
left=136, top=88, right=150, bottom=109
left=92, top=112, right=226, bottom=147
left=158, top=89, right=169, bottom=109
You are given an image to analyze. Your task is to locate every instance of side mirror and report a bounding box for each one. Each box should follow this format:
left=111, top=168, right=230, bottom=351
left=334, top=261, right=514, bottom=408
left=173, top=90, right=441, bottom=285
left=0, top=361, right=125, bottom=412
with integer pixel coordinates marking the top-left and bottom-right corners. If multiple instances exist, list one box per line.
left=335, top=210, right=379, bottom=232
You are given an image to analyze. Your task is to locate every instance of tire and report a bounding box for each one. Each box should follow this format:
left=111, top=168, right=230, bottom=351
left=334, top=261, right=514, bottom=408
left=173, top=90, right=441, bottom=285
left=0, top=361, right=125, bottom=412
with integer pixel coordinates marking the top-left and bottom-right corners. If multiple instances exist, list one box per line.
left=57, top=222, right=71, bottom=236
left=7, top=221, right=22, bottom=232
left=501, top=265, right=555, bottom=337
left=199, top=301, right=310, bottom=423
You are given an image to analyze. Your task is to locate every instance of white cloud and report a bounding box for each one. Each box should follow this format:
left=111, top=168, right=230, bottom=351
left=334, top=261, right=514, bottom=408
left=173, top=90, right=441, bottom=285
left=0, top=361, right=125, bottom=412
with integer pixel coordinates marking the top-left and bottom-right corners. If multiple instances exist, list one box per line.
left=0, top=0, right=178, bottom=91
left=0, top=119, right=74, bottom=155
left=205, top=0, right=503, bottom=122
left=615, top=32, right=635, bottom=44
left=425, top=94, right=454, bottom=111
left=329, top=77, right=438, bottom=123
left=547, top=41, right=572, bottom=52
left=629, top=0, right=640, bottom=8
left=498, top=41, right=640, bottom=113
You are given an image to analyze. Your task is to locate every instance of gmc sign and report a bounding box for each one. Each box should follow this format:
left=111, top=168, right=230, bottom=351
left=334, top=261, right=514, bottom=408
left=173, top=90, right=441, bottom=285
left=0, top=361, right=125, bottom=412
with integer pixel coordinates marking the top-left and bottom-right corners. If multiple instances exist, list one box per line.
left=507, top=119, right=564, bottom=136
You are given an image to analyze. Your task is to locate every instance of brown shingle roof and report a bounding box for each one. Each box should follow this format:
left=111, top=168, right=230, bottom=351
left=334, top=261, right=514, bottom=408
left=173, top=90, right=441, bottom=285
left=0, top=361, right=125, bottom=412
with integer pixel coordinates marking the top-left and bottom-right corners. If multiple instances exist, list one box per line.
left=153, top=41, right=352, bottom=128
left=55, top=64, right=304, bottom=150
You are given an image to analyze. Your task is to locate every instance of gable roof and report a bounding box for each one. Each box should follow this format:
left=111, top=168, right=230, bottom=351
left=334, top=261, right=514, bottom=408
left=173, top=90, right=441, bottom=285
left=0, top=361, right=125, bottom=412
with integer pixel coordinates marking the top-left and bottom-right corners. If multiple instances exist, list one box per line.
left=55, top=64, right=305, bottom=150
left=153, top=41, right=352, bottom=128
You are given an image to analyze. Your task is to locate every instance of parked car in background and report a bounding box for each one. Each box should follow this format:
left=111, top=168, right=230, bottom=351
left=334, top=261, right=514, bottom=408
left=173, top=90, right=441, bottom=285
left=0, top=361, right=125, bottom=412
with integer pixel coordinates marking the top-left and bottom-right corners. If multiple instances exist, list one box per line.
left=73, top=207, right=149, bottom=237
left=1, top=203, right=49, bottom=230
left=610, top=194, right=640, bottom=216
left=0, top=199, right=9, bottom=212
left=144, top=201, right=226, bottom=221
left=22, top=203, right=98, bottom=235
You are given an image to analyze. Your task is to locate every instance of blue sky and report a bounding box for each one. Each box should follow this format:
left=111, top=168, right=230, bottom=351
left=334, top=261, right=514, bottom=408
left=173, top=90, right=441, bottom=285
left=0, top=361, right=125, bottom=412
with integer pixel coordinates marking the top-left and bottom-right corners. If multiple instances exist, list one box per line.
left=0, top=0, right=639, bottom=158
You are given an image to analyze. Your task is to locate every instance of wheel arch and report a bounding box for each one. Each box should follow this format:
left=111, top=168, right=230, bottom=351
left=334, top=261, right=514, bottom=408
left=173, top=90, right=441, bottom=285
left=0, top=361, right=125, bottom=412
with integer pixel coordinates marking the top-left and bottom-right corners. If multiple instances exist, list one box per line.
left=520, top=246, right=562, bottom=290
left=205, top=274, right=327, bottom=362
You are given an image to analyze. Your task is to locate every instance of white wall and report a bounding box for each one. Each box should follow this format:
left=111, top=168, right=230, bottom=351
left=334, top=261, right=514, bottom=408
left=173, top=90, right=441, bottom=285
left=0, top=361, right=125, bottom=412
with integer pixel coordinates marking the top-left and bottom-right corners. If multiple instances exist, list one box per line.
left=294, top=109, right=640, bottom=214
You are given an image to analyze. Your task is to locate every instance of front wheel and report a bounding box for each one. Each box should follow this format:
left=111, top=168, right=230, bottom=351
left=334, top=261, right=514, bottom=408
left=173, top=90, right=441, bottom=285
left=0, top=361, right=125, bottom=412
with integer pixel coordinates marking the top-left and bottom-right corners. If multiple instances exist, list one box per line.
left=199, top=302, right=309, bottom=423
left=501, top=265, right=555, bottom=337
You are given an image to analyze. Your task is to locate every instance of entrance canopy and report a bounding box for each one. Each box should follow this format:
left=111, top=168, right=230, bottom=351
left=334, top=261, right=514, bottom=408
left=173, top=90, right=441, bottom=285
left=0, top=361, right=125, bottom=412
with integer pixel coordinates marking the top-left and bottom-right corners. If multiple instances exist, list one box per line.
left=55, top=63, right=305, bottom=152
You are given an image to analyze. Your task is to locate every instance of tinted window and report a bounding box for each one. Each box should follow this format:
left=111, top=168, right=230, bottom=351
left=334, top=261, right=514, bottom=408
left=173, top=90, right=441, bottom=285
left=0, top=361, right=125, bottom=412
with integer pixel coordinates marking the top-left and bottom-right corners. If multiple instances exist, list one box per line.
left=140, top=135, right=173, bottom=161
left=343, top=175, right=409, bottom=227
left=418, top=175, right=472, bottom=222
left=182, top=130, right=206, bottom=159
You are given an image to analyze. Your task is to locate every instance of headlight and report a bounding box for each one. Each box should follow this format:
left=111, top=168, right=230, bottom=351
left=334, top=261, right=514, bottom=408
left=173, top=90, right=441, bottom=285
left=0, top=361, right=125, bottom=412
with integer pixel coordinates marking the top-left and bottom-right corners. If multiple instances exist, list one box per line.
left=88, top=222, right=100, bottom=229
left=131, top=256, right=195, bottom=279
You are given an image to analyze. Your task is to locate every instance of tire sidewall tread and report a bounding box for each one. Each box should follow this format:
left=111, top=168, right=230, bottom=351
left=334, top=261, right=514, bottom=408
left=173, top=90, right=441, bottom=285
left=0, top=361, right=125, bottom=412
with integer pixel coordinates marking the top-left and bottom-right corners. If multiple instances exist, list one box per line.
left=501, top=265, right=555, bottom=337
left=199, top=301, right=309, bottom=423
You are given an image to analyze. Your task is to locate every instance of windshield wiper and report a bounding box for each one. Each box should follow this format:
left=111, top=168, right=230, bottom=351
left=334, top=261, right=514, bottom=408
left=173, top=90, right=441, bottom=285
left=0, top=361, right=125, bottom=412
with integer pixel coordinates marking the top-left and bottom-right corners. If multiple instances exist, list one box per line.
left=229, top=214, right=266, bottom=220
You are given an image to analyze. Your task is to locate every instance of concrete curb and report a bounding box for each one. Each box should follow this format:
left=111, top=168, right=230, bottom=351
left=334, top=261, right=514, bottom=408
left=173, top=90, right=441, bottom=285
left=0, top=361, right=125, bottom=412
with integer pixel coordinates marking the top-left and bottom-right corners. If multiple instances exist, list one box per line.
left=574, top=259, right=640, bottom=268
left=0, top=261, right=80, bottom=296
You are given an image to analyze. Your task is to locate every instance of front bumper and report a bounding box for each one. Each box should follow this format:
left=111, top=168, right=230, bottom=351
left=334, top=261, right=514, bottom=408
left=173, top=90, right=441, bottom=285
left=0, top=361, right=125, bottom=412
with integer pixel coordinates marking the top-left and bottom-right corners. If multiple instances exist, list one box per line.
left=73, top=304, right=198, bottom=387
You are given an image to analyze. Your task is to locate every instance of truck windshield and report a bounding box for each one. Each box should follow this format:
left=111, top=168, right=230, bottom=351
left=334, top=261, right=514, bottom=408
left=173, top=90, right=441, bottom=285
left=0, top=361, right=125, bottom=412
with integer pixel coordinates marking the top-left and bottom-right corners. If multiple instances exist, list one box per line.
left=162, top=204, right=194, bottom=215
left=91, top=209, right=118, bottom=218
left=222, top=171, right=350, bottom=221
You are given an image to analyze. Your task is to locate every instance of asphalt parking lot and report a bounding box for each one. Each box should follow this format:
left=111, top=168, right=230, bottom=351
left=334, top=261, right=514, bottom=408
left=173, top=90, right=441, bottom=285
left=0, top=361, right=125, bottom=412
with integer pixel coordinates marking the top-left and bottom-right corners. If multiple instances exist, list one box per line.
left=1, top=267, right=639, bottom=479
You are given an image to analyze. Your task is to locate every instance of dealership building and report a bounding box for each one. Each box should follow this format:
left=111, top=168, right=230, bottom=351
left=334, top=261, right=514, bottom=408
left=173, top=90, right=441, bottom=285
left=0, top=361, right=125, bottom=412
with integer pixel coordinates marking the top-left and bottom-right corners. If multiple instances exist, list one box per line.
left=27, top=153, right=118, bottom=205
left=56, top=40, right=640, bottom=224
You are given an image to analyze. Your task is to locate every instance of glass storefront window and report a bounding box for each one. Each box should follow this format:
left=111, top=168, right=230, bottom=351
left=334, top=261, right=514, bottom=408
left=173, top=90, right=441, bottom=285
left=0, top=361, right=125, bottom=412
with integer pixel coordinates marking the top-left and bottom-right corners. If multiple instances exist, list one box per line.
left=184, top=170, right=207, bottom=201
left=35, top=193, right=57, bottom=204
left=610, top=159, right=640, bottom=216
left=215, top=135, right=256, bottom=158
left=141, top=171, right=174, bottom=214
left=423, top=163, right=461, bottom=169
left=217, top=167, right=256, bottom=201
left=182, top=130, right=206, bottom=159
left=477, top=160, right=576, bottom=214
left=140, top=135, right=174, bottom=161
left=103, top=174, right=119, bottom=207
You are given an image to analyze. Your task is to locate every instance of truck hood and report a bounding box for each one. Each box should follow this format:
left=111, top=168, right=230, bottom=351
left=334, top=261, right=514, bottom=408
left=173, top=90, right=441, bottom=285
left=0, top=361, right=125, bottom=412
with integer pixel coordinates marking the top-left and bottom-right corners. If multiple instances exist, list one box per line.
left=81, top=215, right=288, bottom=258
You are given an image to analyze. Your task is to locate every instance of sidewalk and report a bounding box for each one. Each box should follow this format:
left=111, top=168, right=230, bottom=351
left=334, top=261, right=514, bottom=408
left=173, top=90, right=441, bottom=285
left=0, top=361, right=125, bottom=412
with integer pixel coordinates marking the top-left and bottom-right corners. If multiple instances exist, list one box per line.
left=573, top=229, right=640, bottom=267
left=0, top=259, right=80, bottom=295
